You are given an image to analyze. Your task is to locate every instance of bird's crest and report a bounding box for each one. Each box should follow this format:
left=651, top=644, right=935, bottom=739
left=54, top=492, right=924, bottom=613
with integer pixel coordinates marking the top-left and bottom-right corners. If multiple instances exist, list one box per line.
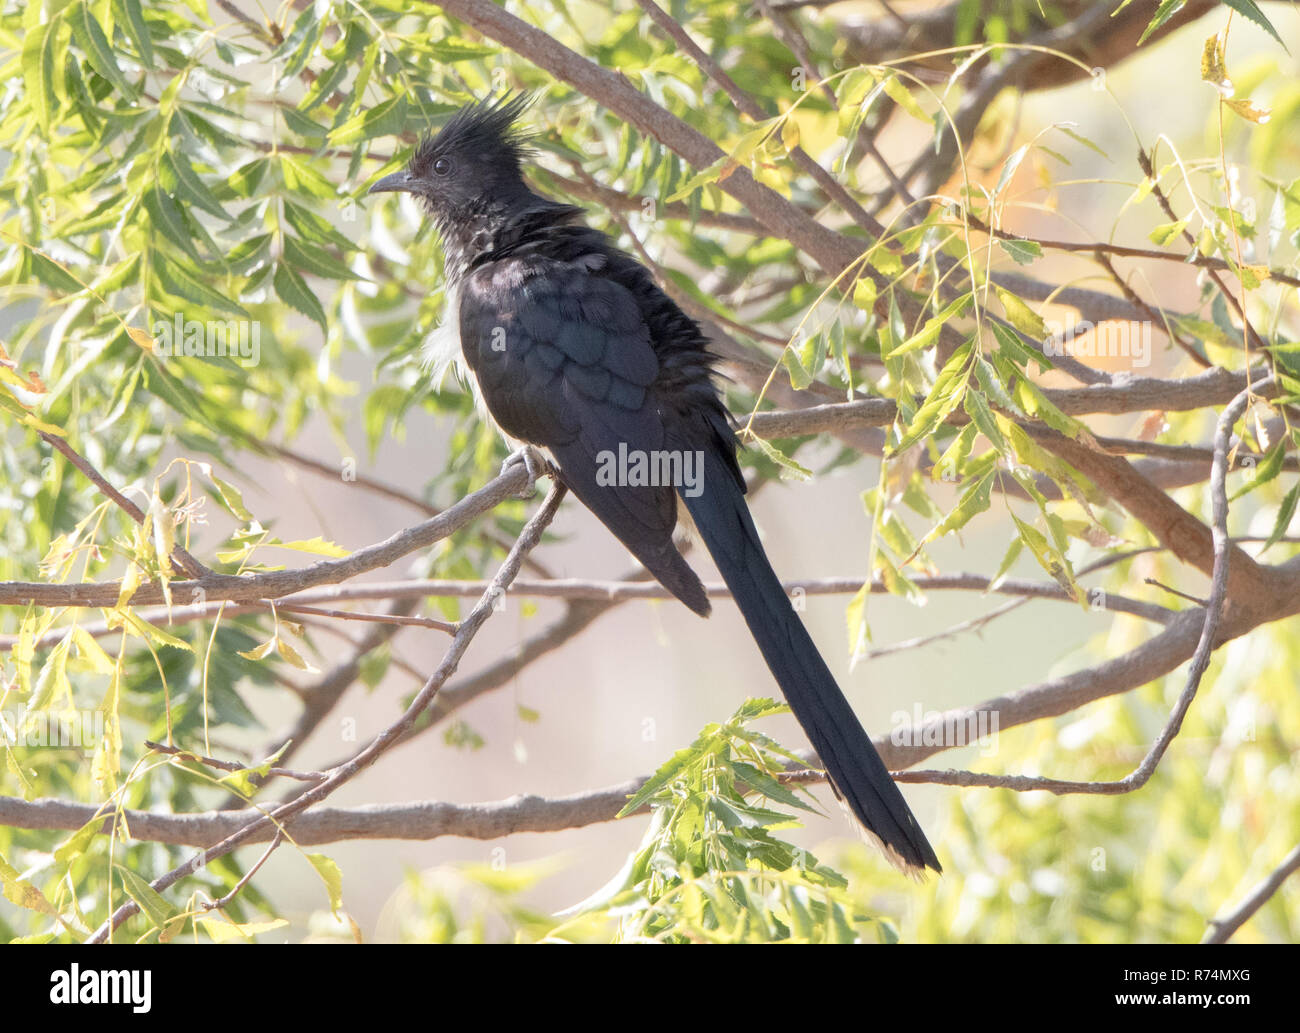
left=410, top=93, right=535, bottom=178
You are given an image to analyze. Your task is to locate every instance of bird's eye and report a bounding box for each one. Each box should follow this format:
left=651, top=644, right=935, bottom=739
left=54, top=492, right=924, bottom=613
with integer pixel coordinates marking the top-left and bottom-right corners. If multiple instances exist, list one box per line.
left=432, top=157, right=451, bottom=176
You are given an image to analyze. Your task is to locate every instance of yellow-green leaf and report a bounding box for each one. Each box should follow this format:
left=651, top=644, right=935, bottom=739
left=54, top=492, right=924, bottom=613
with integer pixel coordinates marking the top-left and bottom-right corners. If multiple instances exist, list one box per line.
left=994, top=287, right=1047, bottom=340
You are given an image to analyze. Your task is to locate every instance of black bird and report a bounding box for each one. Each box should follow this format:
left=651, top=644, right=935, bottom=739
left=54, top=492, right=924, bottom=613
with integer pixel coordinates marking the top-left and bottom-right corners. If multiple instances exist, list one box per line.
left=369, top=95, right=940, bottom=875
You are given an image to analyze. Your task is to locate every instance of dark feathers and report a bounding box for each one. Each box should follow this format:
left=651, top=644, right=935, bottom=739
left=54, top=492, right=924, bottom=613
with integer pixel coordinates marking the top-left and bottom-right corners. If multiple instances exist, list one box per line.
left=410, top=93, right=535, bottom=181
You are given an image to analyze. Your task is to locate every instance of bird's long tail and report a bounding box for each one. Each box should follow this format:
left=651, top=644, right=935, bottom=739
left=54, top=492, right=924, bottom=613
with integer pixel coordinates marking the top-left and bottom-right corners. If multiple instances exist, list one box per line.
left=681, top=445, right=941, bottom=875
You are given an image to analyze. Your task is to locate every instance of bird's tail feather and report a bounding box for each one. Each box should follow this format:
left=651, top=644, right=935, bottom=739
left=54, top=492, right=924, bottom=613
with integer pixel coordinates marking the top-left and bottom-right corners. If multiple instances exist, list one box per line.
left=681, top=447, right=941, bottom=875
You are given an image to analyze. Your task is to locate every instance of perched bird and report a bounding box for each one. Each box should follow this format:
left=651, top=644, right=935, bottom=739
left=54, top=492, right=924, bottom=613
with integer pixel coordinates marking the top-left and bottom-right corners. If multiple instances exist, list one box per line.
left=369, top=94, right=940, bottom=875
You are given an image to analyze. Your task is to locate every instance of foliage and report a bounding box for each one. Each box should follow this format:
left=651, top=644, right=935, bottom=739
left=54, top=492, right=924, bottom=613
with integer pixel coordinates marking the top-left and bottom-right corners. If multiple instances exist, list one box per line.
left=0, top=0, right=1297, bottom=942
left=388, top=701, right=900, bottom=944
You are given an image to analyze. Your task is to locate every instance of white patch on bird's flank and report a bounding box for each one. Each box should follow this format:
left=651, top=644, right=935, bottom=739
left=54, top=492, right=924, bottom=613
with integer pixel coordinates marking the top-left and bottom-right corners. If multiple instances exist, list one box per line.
left=422, top=284, right=465, bottom=390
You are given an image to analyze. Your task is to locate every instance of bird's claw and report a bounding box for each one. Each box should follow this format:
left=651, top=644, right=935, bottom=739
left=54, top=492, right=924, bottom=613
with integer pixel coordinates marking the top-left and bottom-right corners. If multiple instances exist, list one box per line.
left=501, top=445, right=549, bottom=499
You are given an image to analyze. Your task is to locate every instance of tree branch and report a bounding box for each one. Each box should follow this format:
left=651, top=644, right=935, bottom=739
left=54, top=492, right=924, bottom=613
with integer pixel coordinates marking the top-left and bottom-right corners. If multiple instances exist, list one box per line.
left=1201, top=841, right=1300, bottom=944
left=86, top=481, right=567, bottom=942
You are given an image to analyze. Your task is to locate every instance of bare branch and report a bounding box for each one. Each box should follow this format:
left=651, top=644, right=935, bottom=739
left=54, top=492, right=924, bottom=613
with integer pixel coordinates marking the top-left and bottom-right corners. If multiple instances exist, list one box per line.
left=0, top=463, right=533, bottom=609
left=5, top=570, right=1176, bottom=654
left=0, top=779, right=647, bottom=848
left=144, top=741, right=325, bottom=784
left=1202, top=841, right=1300, bottom=944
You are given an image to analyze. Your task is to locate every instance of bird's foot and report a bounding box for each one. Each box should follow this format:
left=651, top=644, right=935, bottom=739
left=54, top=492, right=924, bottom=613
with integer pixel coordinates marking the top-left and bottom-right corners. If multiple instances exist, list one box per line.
left=501, top=445, right=550, bottom=499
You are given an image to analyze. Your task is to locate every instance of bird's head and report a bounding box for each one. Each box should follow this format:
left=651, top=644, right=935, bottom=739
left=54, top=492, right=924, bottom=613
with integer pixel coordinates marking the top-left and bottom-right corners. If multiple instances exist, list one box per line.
left=367, top=93, right=536, bottom=224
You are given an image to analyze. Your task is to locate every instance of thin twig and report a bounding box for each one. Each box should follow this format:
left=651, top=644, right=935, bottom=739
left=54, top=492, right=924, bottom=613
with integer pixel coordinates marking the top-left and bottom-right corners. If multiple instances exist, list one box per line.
left=1201, top=842, right=1300, bottom=944
left=275, top=603, right=456, bottom=633
left=144, top=740, right=326, bottom=784
left=200, top=831, right=285, bottom=913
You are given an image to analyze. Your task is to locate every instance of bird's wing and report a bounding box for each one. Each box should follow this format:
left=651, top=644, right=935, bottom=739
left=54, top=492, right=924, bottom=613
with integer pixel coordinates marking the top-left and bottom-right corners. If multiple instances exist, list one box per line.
left=458, top=257, right=710, bottom=614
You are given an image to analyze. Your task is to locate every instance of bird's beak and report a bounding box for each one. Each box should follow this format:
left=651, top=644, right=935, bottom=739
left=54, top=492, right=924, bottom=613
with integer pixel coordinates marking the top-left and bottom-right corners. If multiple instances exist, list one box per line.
left=368, top=170, right=416, bottom=196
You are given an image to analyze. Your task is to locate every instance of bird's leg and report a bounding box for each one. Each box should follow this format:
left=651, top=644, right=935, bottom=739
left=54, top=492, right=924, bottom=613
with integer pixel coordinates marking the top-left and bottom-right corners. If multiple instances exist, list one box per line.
left=500, top=444, right=550, bottom=498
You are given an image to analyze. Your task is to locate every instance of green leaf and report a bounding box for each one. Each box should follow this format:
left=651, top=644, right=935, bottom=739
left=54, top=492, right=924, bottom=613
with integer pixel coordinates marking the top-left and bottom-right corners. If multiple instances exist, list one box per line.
left=152, top=252, right=247, bottom=317
left=279, top=155, right=336, bottom=200
left=889, top=338, right=973, bottom=455
left=161, top=151, right=232, bottom=222
left=1219, top=0, right=1287, bottom=51
left=328, top=94, right=409, bottom=146
left=993, top=287, right=1047, bottom=340
left=227, top=158, right=270, bottom=198
left=933, top=422, right=979, bottom=482
left=22, top=13, right=60, bottom=133
left=730, top=761, right=815, bottom=812
left=53, top=818, right=102, bottom=867
left=665, top=155, right=732, bottom=204
left=995, top=145, right=1029, bottom=197
left=1230, top=439, right=1286, bottom=499
left=270, top=536, right=350, bottom=557
left=890, top=293, right=971, bottom=357
left=116, top=866, right=178, bottom=930
left=1, top=853, right=59, bottom=916
left=207, top=471, right=253, bottom=521
left=283, top=234, right=362, bottom=281
left=28, top=251, right=83, bottom=294
left=1014, top=375, right=1082, bottom=437
left=1149, top=218, right=1189, bottom=246
left=925, top=469, right=994, bottom=544
left=965, top=382, right=1010, bottom=450
left=666, top=123, right=774, bottom=202
left=121, top=612, right=194, bottom=651
left=746, top=434, right=813, bottom=481
left=69, top=1, right=137, bottom=100
left=27, top=633, right=72, bottom=717
left=989, top=535, right=1025, bottom=591
left=1137, top=0, right=1187, bottom=46
left=1054, top=124, right=1109, bottom=160
left=880, top=73, right=928, bottom=122
left=274, top=261, right=328, bottom=330
left=1009, top=510, right=1076, bottom=595
left=1278, top=178, right=1300, bottom=235
left=852, top=277, right=878, bottom=313
left=141, top=359, right=223, bottom=432
left=282, top=105, right=327, bottom=140
left=283, top=200, right=353, bottom=249
left=422, top=39, right=498, bottom=62
left=198, top=916, right=289, bottom=943
left=998, top=238, right=1042, bottom=265
left=1262, top=482, right=1300, bottom=553
left=782, top=344, right=812, bottom=390
left=301, top=60, right=349, bottom=111
left=143, top=187, right=204, bottom=264
left=273, top=2, right=323, bottom=82
left=117, top=0, right=155, bottom=68
left=989, top=321, right=1050, bottom=372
